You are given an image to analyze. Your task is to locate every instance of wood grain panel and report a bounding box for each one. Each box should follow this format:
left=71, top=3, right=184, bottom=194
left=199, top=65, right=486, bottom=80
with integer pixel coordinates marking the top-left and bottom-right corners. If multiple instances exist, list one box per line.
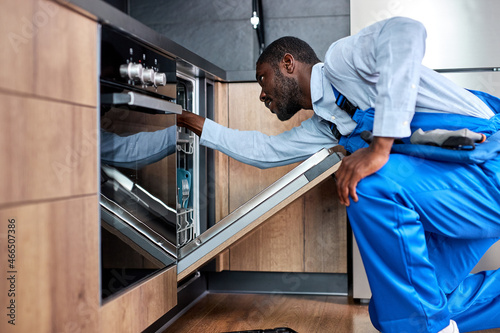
left=225, top=82, right=348, bottom=274
left=304, top=177, right=347, bottom=273
left=163, top=292, right=500, bottom=333
left=100, top=266, right=177, bottom=333
left=227, top=82, right=313, bottom=211
left=214, top=81, right=230, bottom=221
left=163, top=293, right=378, bottom=333
left=228, top=161, right=299, bottom=210
left=229, top=199, right=304, bottom=272
left=214, top=82, right=230, bottom=271
left=0, top=196, right=100, bottom=333
left=35, top=0, right=97, bottom=106
left=228, top=83, right=314, bottom=135
left=0, top=92, right=97, bottom=206
left=0, top=0, right=35, bottom=94
left=226, top=82, right=312, bottom=272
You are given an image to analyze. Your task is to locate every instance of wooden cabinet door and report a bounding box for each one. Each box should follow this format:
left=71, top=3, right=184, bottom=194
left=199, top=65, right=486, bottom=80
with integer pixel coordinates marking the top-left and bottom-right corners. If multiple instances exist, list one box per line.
left=100, top=266, right=177, bottom=333
left=0, top=195, right=100, bottom=333
left=0, top=93, right=97, bottom=206
left=0, top=0, right=36, bottom=94
left=35, top=1, right=98, bottom=106
left=0, top=2, right=179, bottom=333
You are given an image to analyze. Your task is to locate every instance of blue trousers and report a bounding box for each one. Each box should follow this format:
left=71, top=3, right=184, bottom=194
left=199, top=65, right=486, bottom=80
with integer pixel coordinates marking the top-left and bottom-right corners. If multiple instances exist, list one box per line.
left=347, top=152, right=500, bottom=332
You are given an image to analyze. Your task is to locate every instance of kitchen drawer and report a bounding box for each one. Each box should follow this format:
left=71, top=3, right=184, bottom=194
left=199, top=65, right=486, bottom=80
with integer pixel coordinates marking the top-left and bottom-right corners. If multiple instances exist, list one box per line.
left=100, top=265, right=177, bottom=333
left=0, top=92, right=97, bottom=205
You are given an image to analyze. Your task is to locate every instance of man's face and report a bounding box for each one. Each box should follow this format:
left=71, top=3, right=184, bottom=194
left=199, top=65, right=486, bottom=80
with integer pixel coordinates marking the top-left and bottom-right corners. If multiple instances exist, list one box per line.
left=256, top=61, right=302, bottom=121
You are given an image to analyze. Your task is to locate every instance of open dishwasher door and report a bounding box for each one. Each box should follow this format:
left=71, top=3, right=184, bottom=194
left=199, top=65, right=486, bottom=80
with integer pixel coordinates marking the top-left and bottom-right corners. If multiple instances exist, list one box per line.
left=177, top=148, right=343, bottom=281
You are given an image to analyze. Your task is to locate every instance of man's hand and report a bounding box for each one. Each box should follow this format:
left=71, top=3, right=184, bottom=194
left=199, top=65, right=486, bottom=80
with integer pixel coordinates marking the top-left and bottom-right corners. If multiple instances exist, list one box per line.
left=177, top=110, right=205, bottom=137
left=335, top=137, right=394, bottom=206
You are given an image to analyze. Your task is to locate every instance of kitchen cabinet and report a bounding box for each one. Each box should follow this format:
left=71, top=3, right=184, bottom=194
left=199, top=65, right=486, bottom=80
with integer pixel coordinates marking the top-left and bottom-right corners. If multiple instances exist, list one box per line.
left=0, top=0, right=35, bottom=95
left=0, top=0, right=96, bottom=105
left=35, top=0, right=97, bottom=106
left=100, top=266, right=177, bottom=333
left=219, top=82, right=347, bottom=274
left=0, top=94, right=97, bottom=205
left=0, top=2, right=177, bottom=333
left=0, top=197, right=99, bottom=332
left=0, top=1, right=101, bottom=332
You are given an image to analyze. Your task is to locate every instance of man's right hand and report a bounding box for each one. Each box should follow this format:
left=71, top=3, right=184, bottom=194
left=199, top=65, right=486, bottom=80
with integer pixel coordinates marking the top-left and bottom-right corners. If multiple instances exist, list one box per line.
left=177, top=110, right=205, bottom=136
left=335, top=136, right=393, bottom=206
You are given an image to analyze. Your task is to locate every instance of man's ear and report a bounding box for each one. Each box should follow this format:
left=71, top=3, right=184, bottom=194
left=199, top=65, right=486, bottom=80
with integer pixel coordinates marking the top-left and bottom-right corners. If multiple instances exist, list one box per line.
left=282, top=53, right=295, bottom=74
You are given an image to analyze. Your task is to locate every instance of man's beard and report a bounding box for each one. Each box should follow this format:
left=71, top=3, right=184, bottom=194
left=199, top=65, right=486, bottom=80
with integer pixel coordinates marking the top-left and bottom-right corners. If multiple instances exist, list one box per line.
left=273, top=69, right=303, bottom=121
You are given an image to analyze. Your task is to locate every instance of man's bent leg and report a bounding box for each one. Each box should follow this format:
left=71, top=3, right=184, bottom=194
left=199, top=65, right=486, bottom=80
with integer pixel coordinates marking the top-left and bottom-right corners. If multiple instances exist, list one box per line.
left=347, top=154, right=500, bottom=333
left=426, top=235, right=500, bottom=331
left=426, top=235, right=499, bottom=294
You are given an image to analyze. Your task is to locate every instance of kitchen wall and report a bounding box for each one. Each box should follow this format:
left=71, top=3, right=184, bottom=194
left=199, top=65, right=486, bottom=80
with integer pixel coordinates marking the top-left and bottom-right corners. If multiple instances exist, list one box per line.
left=129, top=0, right=350, bottom=81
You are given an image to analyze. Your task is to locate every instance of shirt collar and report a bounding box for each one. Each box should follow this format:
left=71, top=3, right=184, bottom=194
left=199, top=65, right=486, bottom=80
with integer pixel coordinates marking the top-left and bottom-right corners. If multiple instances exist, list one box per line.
left=311, top=63, right=325, bottom=105
left=311, top=62, right=339, bottom=121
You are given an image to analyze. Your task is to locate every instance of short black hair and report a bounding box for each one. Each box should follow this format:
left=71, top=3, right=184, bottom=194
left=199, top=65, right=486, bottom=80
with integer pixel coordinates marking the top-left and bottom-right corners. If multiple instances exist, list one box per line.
left=257, top=36, right=321, bottom=67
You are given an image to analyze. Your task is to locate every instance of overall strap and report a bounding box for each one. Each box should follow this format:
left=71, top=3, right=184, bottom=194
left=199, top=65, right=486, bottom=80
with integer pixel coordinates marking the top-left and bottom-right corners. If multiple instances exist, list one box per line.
left=329, top=84, right=359, bottom=140
left=331, top=84, right=358, bottom=117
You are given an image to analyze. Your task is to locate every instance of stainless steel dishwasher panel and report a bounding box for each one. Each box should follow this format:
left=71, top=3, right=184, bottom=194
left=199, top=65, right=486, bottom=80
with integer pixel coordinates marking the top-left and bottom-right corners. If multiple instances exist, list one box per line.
left=177, top=149, right=343, bottom=281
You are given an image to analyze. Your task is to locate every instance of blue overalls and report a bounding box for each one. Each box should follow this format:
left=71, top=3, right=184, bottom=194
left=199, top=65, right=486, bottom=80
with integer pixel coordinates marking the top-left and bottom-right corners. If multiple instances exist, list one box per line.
left=339, top=89, right=500, bottom=332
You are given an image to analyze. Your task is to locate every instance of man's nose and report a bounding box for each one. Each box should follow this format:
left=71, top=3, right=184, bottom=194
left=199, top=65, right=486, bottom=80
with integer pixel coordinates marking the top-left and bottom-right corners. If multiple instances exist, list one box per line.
left=259, top=89, right=266, bottom=102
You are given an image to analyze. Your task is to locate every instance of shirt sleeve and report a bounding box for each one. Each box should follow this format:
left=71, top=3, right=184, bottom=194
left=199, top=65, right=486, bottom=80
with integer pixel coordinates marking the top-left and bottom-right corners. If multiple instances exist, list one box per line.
left=371, top=17, right=427, bottom=138
left=200, top=116, right=338, bottom=169
left=326, top=17, right=427, bottom=138
left=101, top=126, right=176, bottom=169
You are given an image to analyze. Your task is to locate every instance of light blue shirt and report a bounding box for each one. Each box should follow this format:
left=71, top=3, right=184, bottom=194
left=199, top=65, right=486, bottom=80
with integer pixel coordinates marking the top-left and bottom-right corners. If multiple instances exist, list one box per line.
left=201, top=17, right=494, bottom=169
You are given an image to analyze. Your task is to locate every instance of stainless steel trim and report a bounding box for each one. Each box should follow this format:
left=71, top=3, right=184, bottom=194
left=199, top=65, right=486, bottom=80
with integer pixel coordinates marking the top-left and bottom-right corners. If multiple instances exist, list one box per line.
left=100, top=208, right=176, bottom=267
left=134, top=183, right=177, bottom=223
left=177, top=271, right=201, bottom=293
left=128, top=92, right=182, bottom=114
left=177, top=149, right=342, bottom=275
left=177, top=174, right=310, bottom=273
left=97, top=23, right=103, bottom=306
left=178, top=148, right=331, bottom=259
left=435, top=67, right=500, bottom=73
left=100, top=194, right=178, bottom=259
left=101, top=92, right=182, bottom=114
